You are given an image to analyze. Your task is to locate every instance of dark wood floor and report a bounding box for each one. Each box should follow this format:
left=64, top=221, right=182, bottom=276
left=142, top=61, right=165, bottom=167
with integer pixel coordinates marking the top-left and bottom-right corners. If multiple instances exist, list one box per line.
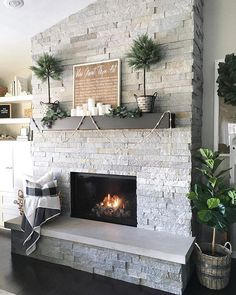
left=0, top=229, right=235, bottom=295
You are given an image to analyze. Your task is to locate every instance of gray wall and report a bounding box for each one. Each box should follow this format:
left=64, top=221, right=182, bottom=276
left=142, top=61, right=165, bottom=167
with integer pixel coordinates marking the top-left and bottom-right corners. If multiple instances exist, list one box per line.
left=202, top=0, right=236, bottom=148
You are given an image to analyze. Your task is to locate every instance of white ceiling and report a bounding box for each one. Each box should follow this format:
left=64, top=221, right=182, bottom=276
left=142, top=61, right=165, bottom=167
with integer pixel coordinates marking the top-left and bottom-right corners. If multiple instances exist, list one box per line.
left=0, top=0, right=95, bottom=86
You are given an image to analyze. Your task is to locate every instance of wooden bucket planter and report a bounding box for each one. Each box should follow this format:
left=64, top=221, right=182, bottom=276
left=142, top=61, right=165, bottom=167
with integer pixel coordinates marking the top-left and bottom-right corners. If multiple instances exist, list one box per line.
left=195, top=242, right=232, bottom=290
left=134, top=92, right=157, bottom=113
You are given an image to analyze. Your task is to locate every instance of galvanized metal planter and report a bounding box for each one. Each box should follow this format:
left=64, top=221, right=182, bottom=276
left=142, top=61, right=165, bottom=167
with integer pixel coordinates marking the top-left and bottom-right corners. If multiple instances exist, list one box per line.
left=195, top=242, right=232, bottom=290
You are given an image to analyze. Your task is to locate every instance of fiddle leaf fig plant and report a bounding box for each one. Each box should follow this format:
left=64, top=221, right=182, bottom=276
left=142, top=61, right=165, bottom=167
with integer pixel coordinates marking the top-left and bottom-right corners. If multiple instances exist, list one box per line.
left=217, top=53, right=236, bottom=105
left=187, top=148, right=236, bottom=255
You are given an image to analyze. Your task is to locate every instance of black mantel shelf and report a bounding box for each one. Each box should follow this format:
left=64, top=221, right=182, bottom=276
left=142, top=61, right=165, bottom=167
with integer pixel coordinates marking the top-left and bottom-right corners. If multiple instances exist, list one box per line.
left=32, top=113, right=175, bottom=132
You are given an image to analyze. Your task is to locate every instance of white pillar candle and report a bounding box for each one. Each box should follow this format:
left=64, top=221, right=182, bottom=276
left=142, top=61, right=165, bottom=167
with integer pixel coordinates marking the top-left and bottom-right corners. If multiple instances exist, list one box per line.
left=96, top=102, right=103, bottom=108
left=76, top=106, right=83, bottom=116
left=91, top=106, right=98, bottom=116
left=20, top=127, right=28, bottom=136
left=86, top=110, right=91, bottom=116
left=82, top=103, right=88, bottom=112
left=98, top=105, right=105, bottom=115
left=104, top=104, right=112, bottom=114
left=88, top=98, right=95, bottom=111
left=70, top=108, right=77, bottom=117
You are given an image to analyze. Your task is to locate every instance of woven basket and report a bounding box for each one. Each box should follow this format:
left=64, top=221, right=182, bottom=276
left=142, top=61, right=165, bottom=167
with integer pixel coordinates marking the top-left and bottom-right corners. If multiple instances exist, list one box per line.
left=134, top=92, right=157, bottom=113
left=195, top=242, right=232, bottom=290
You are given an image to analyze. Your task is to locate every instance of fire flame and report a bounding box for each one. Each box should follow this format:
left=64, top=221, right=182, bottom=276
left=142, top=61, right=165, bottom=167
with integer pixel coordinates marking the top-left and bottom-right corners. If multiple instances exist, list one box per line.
left=100, top=194, right=122, bottom=209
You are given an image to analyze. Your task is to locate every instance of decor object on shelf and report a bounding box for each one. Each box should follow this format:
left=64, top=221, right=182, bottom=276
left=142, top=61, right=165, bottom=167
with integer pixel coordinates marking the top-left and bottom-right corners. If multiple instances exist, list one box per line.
left=187, top=148, right=236, bottom=290
left=0, top=134, right=15, bottom=140
left=106, top=106, right=142, bottom=118
left=30, top=53, right=63, bottom=105
left=0, top=86, right=7, bottom=97
left=126, top=34, right=164, bottom=112
left=217, top=53, right=236, bottom=105
left=0, top=104, right=11, bottom=118
left=41, top=101, right=68, bottom=128
left=73, top=59, right=121, bottom=108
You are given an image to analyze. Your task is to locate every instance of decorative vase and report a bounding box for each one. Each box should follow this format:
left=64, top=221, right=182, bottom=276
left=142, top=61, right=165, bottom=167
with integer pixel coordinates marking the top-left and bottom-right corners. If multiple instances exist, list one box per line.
left=134, top=92, right=157, bottom=113
left=195, top=242, right=232, bottom=290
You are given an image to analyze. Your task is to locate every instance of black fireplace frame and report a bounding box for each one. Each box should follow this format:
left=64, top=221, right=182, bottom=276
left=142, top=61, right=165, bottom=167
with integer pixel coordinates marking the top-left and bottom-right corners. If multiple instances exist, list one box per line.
left=70, top=172, right=137, bottom=227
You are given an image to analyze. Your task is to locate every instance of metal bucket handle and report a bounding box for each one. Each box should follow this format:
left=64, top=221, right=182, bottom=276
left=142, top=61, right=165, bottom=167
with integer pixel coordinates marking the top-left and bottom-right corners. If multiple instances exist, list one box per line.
left=224, top=242, right=232, bottom=254
left=153, top=92, right=158, bottom=99
left=195, top=242, right=202, bottom=253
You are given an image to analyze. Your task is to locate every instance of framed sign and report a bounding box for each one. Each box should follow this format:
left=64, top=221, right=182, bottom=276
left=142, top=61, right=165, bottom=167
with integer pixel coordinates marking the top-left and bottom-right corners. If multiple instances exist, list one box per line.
left=73, top=59, right=121, bottom=107
left=0, top=104, right=11, bottom=118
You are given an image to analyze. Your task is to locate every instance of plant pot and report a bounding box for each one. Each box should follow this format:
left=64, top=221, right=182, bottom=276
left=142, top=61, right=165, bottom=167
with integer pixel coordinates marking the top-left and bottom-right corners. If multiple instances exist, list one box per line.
left=195, top=242, right=232, bottom=290
left=134, top=92, right=157, bottom=113
left=40, top=100, right=59, bottom=116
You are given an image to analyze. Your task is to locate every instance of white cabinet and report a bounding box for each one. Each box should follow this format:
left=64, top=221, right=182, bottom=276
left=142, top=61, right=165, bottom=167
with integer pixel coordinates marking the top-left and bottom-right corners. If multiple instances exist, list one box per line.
left=0, top=141, right=32, bottom=226
left=0, top=142, right=14, bottom=190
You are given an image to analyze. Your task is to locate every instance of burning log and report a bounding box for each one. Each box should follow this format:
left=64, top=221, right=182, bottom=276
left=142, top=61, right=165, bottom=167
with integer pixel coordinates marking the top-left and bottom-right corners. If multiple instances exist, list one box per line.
left=91, top=193, right=131, bottom=218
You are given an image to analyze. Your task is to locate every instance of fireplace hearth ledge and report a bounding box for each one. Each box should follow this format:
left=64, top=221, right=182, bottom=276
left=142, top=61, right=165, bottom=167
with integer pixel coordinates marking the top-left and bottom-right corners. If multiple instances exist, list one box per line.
left=5, top=216, right=194, bottom=264
left=5, top=216, right=194, bottom=294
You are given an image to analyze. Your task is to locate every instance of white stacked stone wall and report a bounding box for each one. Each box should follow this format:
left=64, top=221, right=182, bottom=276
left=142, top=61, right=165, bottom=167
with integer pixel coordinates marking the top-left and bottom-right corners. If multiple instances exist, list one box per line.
left=11, top=231, right=190, bottom=295
left=29, top=0, right=204, bottom=233
left=31, top=0, right=203, bottom=127
left=33, top=128, right=192, bottom=237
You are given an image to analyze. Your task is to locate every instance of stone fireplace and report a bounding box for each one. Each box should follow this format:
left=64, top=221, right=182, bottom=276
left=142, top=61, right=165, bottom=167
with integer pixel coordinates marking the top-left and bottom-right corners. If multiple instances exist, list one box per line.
left=71, top=172, right=137, bottom=226
left=7, top=0, right=204, bottom=294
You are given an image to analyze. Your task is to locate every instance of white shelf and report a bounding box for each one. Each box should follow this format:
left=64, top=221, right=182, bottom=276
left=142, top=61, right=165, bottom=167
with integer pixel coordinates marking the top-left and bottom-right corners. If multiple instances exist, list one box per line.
left=0, top=95, right=32, bottom=103
left=0, top=118, right=30, bottom=124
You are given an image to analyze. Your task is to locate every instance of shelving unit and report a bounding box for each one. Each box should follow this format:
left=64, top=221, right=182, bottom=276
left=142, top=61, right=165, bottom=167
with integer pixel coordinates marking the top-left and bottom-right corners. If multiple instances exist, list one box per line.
left=0, top=94, right=32, bottom=104
left=0, top=95, right=32, bottom=139
left=0, top=118, right=30, bottom=124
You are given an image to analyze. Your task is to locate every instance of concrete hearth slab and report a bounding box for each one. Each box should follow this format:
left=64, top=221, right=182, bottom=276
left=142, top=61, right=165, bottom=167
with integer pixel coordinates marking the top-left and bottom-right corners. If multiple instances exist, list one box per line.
left=5, top=216, right=194, bottom=265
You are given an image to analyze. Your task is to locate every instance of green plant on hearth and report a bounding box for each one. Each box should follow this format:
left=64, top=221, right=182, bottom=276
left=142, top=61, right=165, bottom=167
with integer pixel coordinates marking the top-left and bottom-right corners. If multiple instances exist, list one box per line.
left=126, top=34, right=163, bottom=96
left=217, top=53, right=236, bottom=105
left=30, top=53, right=63, bottom=104
left=187, top=148, right=236, bottom=255
left=41, top=101, right=68, bottom=128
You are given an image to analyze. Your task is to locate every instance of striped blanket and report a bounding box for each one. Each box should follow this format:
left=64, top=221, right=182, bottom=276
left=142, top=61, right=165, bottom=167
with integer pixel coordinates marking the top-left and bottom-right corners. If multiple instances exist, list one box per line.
left=21, top=178, right=61, bottom=255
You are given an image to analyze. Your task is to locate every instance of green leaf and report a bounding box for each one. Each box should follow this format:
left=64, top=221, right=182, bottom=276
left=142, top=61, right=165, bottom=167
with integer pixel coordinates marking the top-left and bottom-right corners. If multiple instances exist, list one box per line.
left=187, top=191, right=197, bottom=200
left=199, top=148, right=214, bottom=159
left=216, top=167, right=232, bottom=178
left=212, top=158, right=224, bottom=173
left=205, top=159, right=214, bottom=170
left=207, top=198, right=220, bottom=209
left=198, top=210, right=212, bottom=223
left=208, top=177, right=217, bottom=188
left=228, top=190, right=236, bottom=205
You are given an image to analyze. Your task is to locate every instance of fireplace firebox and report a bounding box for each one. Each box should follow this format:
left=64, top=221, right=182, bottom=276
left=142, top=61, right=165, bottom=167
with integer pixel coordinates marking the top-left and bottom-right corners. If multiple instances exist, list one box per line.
left=71, top=172, right=137, bottom=226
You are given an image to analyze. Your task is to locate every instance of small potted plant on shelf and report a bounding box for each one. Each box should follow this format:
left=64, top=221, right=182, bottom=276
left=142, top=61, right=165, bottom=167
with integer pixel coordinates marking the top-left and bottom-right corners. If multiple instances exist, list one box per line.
left=126, top=34, right=164, bottom=113
left=187, top=148, right=236, bottom=290
left=30, top=53, right=68, bottom=127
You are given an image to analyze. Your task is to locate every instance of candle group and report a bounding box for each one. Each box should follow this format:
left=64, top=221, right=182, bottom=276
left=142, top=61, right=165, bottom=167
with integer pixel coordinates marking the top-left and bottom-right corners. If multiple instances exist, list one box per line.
left=71, top=98, right=112, bottom=117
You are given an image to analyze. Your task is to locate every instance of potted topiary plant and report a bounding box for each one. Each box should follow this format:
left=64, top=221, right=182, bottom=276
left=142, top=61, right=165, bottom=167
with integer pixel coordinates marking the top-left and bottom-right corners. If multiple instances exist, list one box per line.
left=30, top=53, right=63, bottom=105
left=187, top=148, right=236, bottom=290
left=30, top=53, right=68, bottom=127
left=217, top=53, right=236, bottom=105
left=126, top=34, right=163, bottom=112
